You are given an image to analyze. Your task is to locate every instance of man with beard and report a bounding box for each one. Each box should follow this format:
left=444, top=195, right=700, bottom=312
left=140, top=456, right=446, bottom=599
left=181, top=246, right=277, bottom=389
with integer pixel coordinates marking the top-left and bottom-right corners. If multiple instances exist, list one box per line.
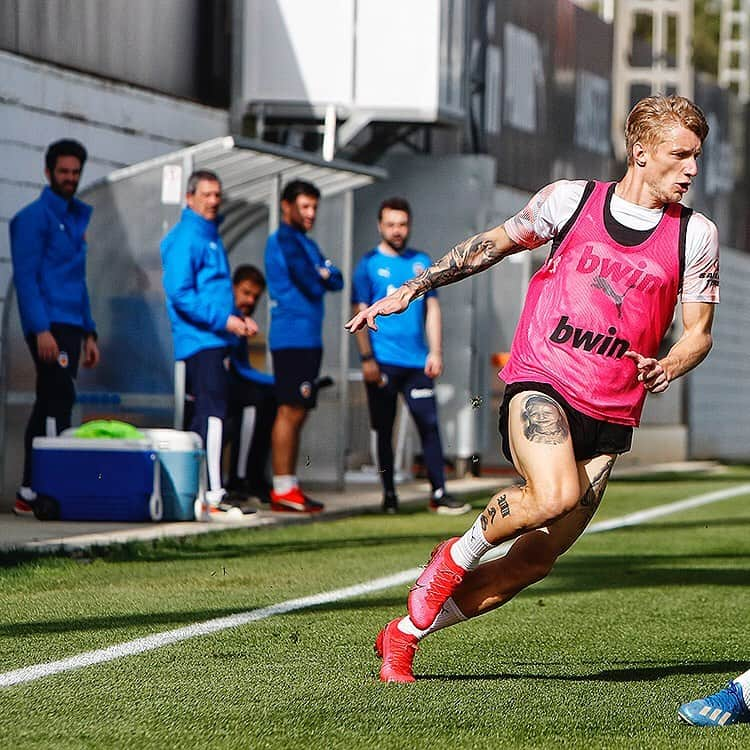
left=9, top=139, right=100, bottom=517
left=351, top=197, right=469, bottom=515
left=264, top=179, right=343, bottom=513
left=224, top=264, right=276, bottom=507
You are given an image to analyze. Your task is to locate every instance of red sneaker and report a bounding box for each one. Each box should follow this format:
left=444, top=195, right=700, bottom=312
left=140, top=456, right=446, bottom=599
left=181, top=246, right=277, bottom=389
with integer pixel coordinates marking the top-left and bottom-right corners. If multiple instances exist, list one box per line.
left=270, top=487, right=324, bottom=513
left=407, top=537, right=466, bottom=630
left=374, top=618, right=418, bottom=683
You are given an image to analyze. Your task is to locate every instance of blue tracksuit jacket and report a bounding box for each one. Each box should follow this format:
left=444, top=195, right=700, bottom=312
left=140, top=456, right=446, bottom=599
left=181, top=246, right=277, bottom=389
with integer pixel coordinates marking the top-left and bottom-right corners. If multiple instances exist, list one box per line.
left=264, top=221, right=343, bottom=350
left=10, top=186, right=96, bottom=336
left=160, top=207, right=235, bottom=361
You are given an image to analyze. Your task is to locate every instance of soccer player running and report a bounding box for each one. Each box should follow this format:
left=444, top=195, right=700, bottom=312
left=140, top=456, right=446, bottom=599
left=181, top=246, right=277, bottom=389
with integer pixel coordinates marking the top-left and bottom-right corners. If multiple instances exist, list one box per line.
left=346, top=95, right=721, bottom=683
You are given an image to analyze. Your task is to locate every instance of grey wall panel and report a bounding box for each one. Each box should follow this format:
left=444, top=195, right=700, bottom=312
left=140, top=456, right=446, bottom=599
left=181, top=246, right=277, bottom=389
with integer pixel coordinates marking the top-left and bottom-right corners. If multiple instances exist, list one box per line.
left=478, top=184, right=533, bottom=467
left=0, top=0, right=230, bottom=106
left=352, top=152, right=496, bottom=468
left=688, top=246, right=750, bottom=460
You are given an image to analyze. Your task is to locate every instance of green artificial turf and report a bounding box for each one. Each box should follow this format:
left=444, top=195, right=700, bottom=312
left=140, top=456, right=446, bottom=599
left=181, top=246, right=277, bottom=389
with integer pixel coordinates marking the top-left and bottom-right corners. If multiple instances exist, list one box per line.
left=1, top=467, right=749, bottom=749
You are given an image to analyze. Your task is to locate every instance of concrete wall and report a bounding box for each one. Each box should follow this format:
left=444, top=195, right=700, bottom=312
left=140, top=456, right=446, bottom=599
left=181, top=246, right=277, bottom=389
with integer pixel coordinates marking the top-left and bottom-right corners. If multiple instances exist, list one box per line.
left=0, top=0, right=230, bottom=106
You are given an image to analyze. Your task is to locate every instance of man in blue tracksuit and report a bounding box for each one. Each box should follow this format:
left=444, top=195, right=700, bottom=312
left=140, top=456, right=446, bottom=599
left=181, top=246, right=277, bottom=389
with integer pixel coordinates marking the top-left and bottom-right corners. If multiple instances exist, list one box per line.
left=264, top=179, right=343, bottom=513
left=226, top=264, right=276, bottom=505
left=351, top=197, right=469, bottom=515
left=161, top=169, right=252, bottom=519
left=9, top=139, right=100, bottom=517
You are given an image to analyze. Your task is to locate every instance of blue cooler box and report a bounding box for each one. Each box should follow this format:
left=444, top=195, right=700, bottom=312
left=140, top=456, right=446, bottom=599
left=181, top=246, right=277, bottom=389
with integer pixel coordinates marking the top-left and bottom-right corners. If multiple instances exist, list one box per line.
left=31, top=436, right=161, bottom=521
left=144, top=429, right=204, bottom=521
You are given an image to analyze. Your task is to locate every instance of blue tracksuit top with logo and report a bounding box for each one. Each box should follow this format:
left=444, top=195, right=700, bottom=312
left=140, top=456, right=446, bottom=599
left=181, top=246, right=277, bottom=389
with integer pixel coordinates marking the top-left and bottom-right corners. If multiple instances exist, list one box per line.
left=351, top=247, right=436, bottom=369
left=264, top=221, right=343, bottom=350
left=160, top=207, right=235, bottom=361
left=10, top=186, right=96, bottom=336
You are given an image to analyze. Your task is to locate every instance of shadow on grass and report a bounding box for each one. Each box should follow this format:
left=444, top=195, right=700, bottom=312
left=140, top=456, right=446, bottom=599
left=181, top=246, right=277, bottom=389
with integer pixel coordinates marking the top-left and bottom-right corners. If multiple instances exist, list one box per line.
left=0, top=594, right=409, bottom=637
left=2, top=548, right=748, bottom=637
left=4, top=509, right=745, bottom=570
left=0, top=530, right=452, bottom=569
left=417, top=659, right=749, bottom=683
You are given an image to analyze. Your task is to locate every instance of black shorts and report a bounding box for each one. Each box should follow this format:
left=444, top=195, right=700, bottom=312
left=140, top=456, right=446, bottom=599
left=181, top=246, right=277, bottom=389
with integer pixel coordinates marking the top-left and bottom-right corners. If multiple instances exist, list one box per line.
left=498, top=381, right=633, bottom=463
left=271, top=347, right=323, bottom=409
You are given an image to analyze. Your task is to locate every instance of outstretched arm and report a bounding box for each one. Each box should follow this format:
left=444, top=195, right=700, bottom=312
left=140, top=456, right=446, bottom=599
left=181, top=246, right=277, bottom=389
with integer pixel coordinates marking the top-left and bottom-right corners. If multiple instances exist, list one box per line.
left=346, top=224, right=522, bottom=332
left=624, top=302, right=714, bottom=393
left=424, top=296, right=443, bottom=378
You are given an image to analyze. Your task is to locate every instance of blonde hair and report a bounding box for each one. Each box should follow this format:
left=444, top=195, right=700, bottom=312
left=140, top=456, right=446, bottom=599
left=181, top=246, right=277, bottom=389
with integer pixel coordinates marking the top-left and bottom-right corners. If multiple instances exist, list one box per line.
left=625, top=95, right=709, bottom=165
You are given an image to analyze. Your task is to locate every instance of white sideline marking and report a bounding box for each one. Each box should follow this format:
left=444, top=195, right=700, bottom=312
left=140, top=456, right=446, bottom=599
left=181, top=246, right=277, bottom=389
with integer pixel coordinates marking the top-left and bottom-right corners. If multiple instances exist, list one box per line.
left=482, top=482, right=750, bottom=562
left=3, top=482, right=750, bottom=689
left=0, top=569, right=420, bottom=689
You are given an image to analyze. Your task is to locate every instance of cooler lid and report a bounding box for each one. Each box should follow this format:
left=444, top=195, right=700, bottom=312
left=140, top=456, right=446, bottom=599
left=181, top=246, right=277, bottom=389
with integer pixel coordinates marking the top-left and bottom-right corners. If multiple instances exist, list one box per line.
left=142, top=428, right=203, bottom=451
left=32, top=436, right=154, bottom=451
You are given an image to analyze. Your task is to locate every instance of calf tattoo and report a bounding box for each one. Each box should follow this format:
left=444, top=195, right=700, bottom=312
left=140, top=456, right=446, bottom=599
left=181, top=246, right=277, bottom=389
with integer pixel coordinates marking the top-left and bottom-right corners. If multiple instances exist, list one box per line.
left=521, top=394, right=569, bottom=445
left=580, top=458, right=615, bottom=513
left=482, top=493, right=511, bottom=529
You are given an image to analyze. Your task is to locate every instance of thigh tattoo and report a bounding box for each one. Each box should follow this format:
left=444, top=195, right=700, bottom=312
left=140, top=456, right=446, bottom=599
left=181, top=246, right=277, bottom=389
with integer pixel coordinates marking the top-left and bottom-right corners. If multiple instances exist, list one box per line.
left=520, top=394, right=569, bottom=445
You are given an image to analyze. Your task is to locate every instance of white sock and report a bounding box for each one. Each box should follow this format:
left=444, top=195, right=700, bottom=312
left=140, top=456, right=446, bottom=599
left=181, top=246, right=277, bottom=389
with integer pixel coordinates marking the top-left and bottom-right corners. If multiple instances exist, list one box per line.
left=205, top=488, right=226, bottom=507
left=733, top=668, right=750, bottom=699
left=273, top=475, right=298, bottom=494
left=18, top=486, right=37, bottom=501
left=397, top=597, right=468, bottom=640
left=450, top=516, right=495, bottom=570
left=206, top=416, right=223, bottom=492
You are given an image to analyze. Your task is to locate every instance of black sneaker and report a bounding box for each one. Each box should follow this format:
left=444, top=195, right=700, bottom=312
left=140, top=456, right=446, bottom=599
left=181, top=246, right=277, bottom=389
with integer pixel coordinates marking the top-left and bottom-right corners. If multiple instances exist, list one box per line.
left=428, top=491, right=470, bottom=515
left=246, top=483, right=273, bottom=505
left=222, top=491, right=257, bottom=515
left=382, top=491, right=399, bottom=514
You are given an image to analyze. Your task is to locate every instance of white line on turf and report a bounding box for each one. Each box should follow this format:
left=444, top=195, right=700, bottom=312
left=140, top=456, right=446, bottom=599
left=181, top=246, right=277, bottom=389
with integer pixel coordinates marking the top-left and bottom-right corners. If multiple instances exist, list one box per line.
left=482, top=482, right=750, bottom=562
left=2, top=482, right=750, bottom=689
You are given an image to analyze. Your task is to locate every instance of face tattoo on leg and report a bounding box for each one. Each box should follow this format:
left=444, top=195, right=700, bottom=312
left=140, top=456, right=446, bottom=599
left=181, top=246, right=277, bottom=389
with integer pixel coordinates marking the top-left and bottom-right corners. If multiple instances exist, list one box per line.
left=521, top=394, right=569, bottom=445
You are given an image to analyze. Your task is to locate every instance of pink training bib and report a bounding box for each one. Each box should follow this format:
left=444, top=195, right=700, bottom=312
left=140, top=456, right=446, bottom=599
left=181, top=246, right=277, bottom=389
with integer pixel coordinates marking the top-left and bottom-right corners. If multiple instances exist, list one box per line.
left=501, top=181, right=683, bottom=426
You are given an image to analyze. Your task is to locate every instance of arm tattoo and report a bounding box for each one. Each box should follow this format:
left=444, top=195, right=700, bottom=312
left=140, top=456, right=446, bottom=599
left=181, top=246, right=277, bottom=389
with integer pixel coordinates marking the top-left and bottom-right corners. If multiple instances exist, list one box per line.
left=403, top=232, right=509, bottom=298
left=521, top=394, right=569, bottom=445
left=580, top=458, right=615, bottom=512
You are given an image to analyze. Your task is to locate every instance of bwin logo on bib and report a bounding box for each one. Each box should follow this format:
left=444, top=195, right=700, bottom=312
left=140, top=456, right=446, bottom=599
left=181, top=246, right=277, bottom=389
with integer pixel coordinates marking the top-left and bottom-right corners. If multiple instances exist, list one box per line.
left=549, top=316, right=630, bottom=358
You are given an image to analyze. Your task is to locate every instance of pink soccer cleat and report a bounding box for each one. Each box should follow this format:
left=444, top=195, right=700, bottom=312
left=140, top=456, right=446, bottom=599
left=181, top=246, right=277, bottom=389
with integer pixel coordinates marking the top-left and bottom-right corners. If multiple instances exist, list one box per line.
left=407, top=537, right=466, bottom=630
left=374, top=618, right=418, bottom=683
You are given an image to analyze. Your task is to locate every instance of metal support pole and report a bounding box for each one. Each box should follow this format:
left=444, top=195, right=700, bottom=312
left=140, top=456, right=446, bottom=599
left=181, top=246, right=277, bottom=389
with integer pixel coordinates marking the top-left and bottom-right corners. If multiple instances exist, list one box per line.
left=337, top=190, right=355, bottom=490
